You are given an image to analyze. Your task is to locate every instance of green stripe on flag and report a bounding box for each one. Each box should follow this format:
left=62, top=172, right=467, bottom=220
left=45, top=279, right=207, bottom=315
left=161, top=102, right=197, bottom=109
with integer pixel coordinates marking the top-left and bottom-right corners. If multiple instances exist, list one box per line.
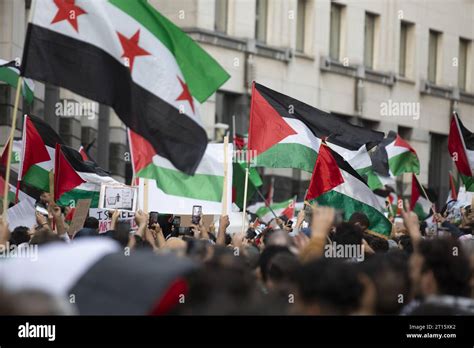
left=57, top=189, right=100, bottom=208
left=138, top=163, right=223, bottom=202
left=22, top=165, right=50, bottom=192
left=314, top=190, right=392, bottom=236
left=389, top=151, right=420, bottom=176
left=0, top=67, right=34, bottom=104
left=110, top=0, right=230, bottom=103
left=255, top=143, right=317, bottom=173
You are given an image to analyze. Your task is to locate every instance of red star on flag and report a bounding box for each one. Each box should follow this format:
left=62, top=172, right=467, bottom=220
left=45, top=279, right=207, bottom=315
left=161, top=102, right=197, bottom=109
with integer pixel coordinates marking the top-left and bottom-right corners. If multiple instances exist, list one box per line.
left=117, top=29, right=151, bottom=73
left=51, top=0, right=87, bottom=33
left=176, top=76, right=195, bottom=114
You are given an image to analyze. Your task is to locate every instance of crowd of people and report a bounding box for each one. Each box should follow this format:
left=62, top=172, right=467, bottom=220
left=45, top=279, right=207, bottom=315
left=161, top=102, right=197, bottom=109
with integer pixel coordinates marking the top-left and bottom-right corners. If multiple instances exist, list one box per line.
left=1, top=190, right=474, bottom=316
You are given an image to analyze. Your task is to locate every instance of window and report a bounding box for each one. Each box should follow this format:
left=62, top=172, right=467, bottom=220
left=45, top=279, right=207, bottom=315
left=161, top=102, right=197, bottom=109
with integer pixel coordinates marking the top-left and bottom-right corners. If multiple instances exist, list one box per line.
left=255, top=0, right=268, bottom=43
left=329, top=3, right=342, bottom=60
left=428, top=30, right=440, bottom=83
left=364, top=13, right=376, bottom=69
left=458, top=38, right=469, bottom=90
left=399, top=22, right=409, bottom=76
left=214, top=0, right=228, bottom=33
left=296, top=0, right=306, bottom=52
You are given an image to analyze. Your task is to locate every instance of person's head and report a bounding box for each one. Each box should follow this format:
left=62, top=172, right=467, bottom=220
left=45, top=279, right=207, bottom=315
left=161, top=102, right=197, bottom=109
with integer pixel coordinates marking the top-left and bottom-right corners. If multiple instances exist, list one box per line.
left=359, top=251, right=410, bottom=314
left=398, top=235, right=413, bottom=254
left=295, top=259, right=369, bottom=315
left=9, top=226, right=30, bottom=245
left=83, top=216, right=99, bottom=231
left=39, top=191, right=51, bottom=205
left=265, top=251, right=300, bottom=292
left=410, top=238, right=471, bottom=298
left=363, top=233, right=389, bottom=253
left=349, top=212, right=370, bottom=232
left=333, top=222, right=363, bottom=246
left=258, top=245, right=292, bottom=284
left=29, top=227, right=62, bottom=245
left=265, top=229, right=291, bottom=247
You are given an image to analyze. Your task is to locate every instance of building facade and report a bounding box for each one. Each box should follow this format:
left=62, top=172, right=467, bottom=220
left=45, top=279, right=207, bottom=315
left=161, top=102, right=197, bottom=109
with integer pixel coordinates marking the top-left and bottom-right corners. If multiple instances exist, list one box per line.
left=1, top=0, right=473, bottom=205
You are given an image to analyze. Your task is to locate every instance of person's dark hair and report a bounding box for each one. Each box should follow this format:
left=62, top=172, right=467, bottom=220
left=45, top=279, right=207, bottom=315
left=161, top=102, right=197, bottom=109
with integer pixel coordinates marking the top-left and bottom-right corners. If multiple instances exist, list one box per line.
left=296, top=258, right=364, bottom=315
left=258, top=246, right=292, bottom=282
left=262, top=227, right=275, bottom=245
left=398, top=235, right=413, bottom=254
left=363, top=233, right=389, bottom=253
left=29, top=227, right=62, bottom=245
left=83, top=216, right=99, bottom=230
left=241, top=245, right=260, bottom=270
left=224, top=233, right=232, bottom=246
left=358, top=251, right=410, bottom=314
left=266, top=252, right=300, bottom=284
left=418, top=238, right=471, bottom=297
left=349, top=212, right=370, bottom=230
left=333, top=223, right=363, bottom=246
left=10, top=226, right=30, bottom=245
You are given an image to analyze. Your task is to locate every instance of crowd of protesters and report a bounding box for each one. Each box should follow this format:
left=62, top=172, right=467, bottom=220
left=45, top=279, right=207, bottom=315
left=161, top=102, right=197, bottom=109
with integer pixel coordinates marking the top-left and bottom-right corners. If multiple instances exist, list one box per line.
left=1, top=190, right=474, bottom=316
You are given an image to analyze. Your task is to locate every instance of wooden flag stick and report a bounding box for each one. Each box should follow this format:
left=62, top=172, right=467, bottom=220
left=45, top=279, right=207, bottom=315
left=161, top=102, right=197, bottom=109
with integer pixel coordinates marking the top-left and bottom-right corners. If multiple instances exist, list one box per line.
left=2, top=76, right=23, bottom=217
left=221, top=136, right=229, bottom=216
left=241, top=166, right=249, bottom=233
left=143, top=178, right=149, bottom=213
left=415, top=174, right=437, bottom=214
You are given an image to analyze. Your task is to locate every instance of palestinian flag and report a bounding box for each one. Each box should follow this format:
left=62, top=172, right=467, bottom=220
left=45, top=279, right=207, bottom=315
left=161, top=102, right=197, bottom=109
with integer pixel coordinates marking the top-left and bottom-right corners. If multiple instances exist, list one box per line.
left=447, top=172, right=459, bottom=202
left=249, top=198, right=295, bottom=224
left=129, top=130, right=232, bottom=215
left=448, top=112, right=474, bottom=191
left=371, top=131, right=420, bottom=177
left=248, top=82, right=384, bottom=173
left=0, top=59, right=34, bottom=104
left=410, top=174, right=432, bottom=220
left=21, top=0, right=229, bottom=175
left=306, top=143, right=392, bottom=236
left=373, top=189, right=400, bottom=217
left=19, top=115, right=64, bottom=192
left=55, top=144, right=118, bottom=207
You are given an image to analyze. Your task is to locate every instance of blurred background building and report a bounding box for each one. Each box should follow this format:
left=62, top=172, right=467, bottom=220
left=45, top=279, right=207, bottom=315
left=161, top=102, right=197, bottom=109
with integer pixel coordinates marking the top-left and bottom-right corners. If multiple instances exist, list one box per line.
left=1, top=0, right=473, bottom=206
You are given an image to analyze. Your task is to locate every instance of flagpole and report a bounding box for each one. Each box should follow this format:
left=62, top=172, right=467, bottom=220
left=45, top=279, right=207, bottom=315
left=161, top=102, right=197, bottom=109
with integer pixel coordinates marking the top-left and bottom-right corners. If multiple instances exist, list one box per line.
left=241, top=166, right=249, bottom=233
left=255, top=187, right=279, bottom=220
left=221, top=135, right=229, bottom=216
left=414, top=174, right=437, bottom=214
left=2, top=76, right=23, bottom=216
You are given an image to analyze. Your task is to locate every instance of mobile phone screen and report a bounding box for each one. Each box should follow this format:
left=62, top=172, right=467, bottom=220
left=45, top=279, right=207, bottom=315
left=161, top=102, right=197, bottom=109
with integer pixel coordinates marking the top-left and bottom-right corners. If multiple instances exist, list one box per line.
left=148, top=211, right=159, bottom=228
left=191, top=205, right=202, bottom=224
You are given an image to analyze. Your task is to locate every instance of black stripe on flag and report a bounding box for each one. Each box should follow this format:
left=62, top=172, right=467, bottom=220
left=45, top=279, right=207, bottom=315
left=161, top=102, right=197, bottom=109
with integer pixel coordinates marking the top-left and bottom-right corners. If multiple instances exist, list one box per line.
left=370, top=131, right=397, bottom=176
left=21, top=25, right=207, bottom=175
left=456, top=113, right=474, bottom=150
left=60, top=145, right=111, bottom=177
left=327, top=145, right=368, bottom=186
left=28, top=115, right=64, bottom=149
left=254, top=83, right=384, bottom=151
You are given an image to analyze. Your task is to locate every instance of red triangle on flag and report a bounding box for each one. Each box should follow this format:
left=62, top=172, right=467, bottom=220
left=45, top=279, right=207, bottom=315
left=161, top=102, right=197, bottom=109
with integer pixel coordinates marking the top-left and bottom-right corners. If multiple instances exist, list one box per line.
left=410, top=174, right=422, bottom=210
left=21, top=116, right=51, bottom=179
left=281, top=200, right=295, bottom=220
left=306, top=144, right=344, bottom=201
left=128, top=129, right=155, bottom=174
left=394, top=134, right=416, bottom=154
left=448, top=114, right=473, bottom=177
left=54, top=144, right=85, bottom=201
left=248, top=83, right=297, bottom=155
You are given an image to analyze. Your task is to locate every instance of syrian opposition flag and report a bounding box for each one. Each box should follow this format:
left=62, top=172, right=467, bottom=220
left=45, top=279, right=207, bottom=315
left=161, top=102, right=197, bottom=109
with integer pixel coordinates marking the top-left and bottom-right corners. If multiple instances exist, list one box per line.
left=55, top=144, right=118, bottom=207
left=371, top=131, right=420, bottom=177
left=248, top=82, right=384, bottom=173
left=0, top=59, right=34, bottom=104
left=21, top=0, right=229, bottom=175
left=410, top=174, right=432, bottom=220
left=19, top=115, right=64, bottom=192
left=130, top=130, right=233, bottom=215
left=306, top=143, right=392, bottom=236
left=448, top=112, right=474, bottom=191
left=248, top=198, right=295, bottom=224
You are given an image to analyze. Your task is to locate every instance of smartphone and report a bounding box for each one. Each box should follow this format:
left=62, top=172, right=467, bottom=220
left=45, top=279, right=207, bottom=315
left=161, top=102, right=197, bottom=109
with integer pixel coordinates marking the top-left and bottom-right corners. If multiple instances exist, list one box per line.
left=178, top=226, right=194, bottom=236
left=172, top=215, right=181, bottom=227
left=35, top=205, right=49, bottom=217
left=191, top=205, right=202, bottom=225
left=148, top=211, right=159, bottom=228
